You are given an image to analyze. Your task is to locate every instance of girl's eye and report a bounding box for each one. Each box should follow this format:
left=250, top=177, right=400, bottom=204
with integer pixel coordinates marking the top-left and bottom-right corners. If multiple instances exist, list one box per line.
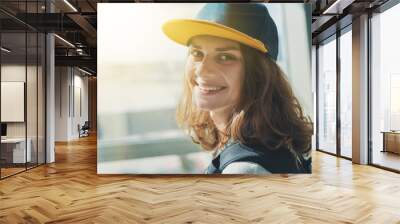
left=217, top=54, right=237, bottom=63
left=190, top=50, right=203, bottom=59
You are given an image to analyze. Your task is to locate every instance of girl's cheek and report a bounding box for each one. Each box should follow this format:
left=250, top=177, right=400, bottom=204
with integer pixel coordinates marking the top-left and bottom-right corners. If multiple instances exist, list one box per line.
left=185, top=67, right=195, bottom=80
left=184, top=61, right=197, bottom=86
left=184, top=59, right=195, bottom=75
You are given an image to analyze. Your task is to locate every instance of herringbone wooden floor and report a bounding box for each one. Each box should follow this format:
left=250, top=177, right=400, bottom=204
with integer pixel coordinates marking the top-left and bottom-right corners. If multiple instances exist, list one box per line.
left=1, top=135, right=400, bottom=224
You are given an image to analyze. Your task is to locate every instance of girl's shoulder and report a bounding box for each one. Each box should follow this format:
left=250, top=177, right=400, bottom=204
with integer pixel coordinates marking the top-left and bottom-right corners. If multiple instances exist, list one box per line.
left=207, top=140, right=310, bottom=174
left=221, top=161, right=271, bottom=174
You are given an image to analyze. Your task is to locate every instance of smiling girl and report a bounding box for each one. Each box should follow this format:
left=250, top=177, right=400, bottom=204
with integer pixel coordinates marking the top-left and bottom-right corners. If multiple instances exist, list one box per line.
left=162, top=3, right=313, bottom=174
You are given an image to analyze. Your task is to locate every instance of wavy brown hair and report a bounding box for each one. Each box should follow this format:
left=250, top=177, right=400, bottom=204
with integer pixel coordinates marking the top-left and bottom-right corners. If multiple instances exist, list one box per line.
left=176, top=43, right=313, bottom=158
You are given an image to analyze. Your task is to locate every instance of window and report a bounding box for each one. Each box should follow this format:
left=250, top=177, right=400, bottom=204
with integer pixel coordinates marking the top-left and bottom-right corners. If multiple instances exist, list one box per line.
left=371, top=2, right=400, bottom=171
left=317, top=36, right=337, bottom=154
left=340, top=28, right=352, bottom=158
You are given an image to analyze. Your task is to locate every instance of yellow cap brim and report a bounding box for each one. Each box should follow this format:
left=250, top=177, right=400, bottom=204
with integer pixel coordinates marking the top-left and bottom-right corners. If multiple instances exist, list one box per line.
left=162, top=19, right=268, bottom=53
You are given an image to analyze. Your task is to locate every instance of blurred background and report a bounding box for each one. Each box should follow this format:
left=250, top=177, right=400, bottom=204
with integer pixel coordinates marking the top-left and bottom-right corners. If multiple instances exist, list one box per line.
left=97, top=3, right=312, bottom=174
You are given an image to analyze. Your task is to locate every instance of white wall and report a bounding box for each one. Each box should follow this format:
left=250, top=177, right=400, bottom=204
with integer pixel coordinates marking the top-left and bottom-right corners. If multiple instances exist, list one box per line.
left=1, top=66, right=26, bottom=136
left=1, top=65, right=39, bottom=137
left=1, top=63, right=46, bottom=163
left=55, top=66, right=69, bottom=141
left=72, top=72, right=89, bottom=138
left=55, top=67, right=89, bottom=141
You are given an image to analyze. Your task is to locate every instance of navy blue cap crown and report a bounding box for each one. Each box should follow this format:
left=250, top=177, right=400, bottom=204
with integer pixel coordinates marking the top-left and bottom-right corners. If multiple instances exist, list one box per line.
left=196, top=3, right=279, bottom=60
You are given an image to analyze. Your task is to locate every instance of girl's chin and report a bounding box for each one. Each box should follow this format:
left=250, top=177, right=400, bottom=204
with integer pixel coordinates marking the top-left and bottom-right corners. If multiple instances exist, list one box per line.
left=195, top=101, right=219, bottom=111
left=195, top=101, right=230, bottom=112
left=195, top=104, right=214, bottom=111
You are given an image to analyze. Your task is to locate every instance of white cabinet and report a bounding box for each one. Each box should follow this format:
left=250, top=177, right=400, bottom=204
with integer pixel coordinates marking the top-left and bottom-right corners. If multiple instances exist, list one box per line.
left=1, top=138, right=32, bottom=163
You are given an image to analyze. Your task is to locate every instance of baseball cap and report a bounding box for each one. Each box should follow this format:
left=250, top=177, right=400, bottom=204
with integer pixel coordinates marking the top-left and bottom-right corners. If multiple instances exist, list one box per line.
left=162, top=3, right=279, bottom=60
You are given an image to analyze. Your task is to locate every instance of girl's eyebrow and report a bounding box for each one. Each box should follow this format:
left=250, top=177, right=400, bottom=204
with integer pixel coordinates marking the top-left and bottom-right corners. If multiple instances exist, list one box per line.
left=190, top=44, right=201, bottom=49
left=215, top=46, right=240, bottom=51
left=190, top=44, right=240, bottom=51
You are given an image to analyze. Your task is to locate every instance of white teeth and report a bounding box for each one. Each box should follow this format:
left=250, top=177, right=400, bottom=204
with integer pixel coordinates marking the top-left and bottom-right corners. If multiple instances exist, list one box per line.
left=198, top=85, right=224, bottom=91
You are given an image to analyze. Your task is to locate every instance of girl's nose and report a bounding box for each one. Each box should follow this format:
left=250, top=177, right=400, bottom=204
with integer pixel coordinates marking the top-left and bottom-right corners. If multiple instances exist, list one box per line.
left=195, top=56, right=215, bottom=79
